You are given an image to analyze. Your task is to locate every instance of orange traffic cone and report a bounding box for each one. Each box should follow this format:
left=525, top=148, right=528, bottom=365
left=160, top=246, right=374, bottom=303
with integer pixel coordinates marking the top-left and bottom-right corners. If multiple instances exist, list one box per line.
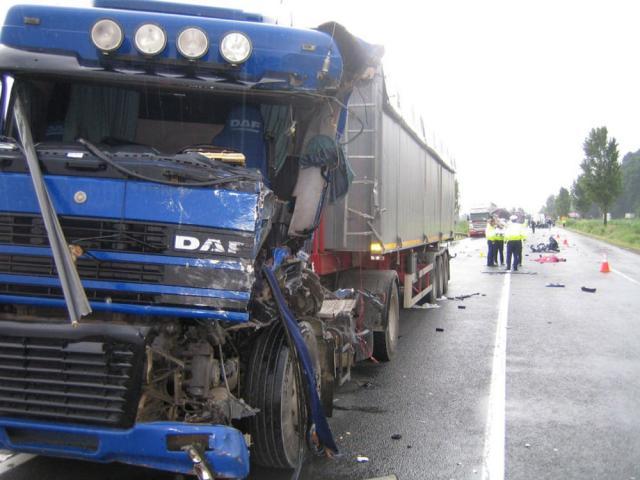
left=600, top=255, right=611, bottom=273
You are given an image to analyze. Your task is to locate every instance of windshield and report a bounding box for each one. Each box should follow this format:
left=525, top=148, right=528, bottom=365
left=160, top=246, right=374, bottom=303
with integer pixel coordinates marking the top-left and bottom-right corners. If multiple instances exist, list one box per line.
left=470, top=212, right=488, bottom=221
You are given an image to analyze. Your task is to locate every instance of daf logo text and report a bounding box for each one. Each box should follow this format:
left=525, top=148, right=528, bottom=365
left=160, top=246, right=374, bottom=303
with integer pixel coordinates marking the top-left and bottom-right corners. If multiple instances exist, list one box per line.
left=174, top=235, right=244, bottom=254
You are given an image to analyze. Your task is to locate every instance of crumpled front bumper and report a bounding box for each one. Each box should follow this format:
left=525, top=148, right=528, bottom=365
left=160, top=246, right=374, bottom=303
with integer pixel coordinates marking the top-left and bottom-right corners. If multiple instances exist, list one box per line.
left=0, top=418, right=249, bottom=478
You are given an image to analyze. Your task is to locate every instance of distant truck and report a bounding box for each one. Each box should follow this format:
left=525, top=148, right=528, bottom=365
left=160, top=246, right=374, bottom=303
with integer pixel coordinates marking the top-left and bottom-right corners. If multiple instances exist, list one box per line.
left=0, top=1, right=455, bottom=479
left=468, top=206, right=492, bottom=237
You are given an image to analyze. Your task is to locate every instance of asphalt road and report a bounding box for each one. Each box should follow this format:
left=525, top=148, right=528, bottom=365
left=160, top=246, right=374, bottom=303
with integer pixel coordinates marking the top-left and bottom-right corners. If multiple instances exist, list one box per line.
left=2, top=228, right=640, bottom=480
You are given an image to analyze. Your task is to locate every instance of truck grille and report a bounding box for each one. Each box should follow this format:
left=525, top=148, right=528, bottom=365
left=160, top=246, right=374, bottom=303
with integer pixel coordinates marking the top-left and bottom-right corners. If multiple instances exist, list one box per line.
left=0, top=214, right=166, bottom=254
left=0, top=254, right=164, bottom=284
left=0, top=323, right=144, bottom=428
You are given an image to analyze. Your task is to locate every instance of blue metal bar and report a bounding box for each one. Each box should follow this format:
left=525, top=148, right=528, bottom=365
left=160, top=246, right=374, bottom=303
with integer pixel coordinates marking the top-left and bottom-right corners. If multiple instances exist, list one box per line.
left=0, top=273, right=250, bottom=301
left=0, top=294, right=249, bottom=321
left=0, top=418, right=250, bottom=478
left=0, top=243, right=248, bottom=271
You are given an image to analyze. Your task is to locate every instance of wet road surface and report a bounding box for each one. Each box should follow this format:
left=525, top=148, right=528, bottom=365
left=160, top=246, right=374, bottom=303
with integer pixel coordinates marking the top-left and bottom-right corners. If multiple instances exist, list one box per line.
left=2, top=228, right=640, bottom=480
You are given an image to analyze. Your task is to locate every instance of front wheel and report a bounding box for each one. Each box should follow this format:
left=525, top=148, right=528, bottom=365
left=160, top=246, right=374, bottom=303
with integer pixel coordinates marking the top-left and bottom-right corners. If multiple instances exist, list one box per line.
left=373, top=281, right=399, bottom=362
left=244, top=322, right=320, bottom=469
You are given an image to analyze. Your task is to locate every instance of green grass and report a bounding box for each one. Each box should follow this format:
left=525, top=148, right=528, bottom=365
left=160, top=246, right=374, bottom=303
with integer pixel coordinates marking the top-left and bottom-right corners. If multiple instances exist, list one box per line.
left=455, top=220, right=469, bottom=237
left=565, top=218, right=640, bottom=251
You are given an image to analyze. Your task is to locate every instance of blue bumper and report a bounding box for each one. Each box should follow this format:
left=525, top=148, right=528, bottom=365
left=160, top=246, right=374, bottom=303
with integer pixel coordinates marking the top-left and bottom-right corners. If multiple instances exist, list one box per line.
left=0, top=419, right=249, bottom=478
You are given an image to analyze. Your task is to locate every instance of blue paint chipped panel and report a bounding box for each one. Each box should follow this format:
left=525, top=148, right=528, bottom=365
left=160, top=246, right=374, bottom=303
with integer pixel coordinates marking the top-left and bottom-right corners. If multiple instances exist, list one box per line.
left=0, top=173, right=259, bottom=232
left=0, top=418, right=250, bottom=478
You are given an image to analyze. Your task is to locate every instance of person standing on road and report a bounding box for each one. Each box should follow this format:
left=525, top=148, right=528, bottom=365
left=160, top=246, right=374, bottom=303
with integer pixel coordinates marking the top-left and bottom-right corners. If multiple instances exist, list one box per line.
left=485, top=217, right=497, bottom=267
left=493, top=219, right=505, bottom=266
left=505, top=215, right=525, bottom=271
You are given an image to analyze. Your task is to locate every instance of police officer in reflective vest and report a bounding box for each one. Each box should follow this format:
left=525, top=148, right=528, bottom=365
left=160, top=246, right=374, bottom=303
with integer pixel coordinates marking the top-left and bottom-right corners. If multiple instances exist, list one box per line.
left=493, top=219, right=505, bottom=266
left=485, top=217, right=497, bottom=267
left=505, top=215, right=525, bottom=271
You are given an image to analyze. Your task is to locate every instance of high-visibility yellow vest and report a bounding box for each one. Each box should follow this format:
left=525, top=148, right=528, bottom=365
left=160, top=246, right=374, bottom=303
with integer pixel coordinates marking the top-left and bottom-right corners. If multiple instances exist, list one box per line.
left=485, top=224, right=496, bottom=240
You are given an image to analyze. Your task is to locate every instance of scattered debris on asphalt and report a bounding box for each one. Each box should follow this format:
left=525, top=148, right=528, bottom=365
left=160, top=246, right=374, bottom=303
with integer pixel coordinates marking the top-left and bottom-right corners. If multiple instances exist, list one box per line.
left=458, top=305, right=466, bottom=309
left=407, top=445, right=412, bottom=449
left=525, top=443, right=531, bottom=448
left=360, top=381, right=376, bottom=389
left=546, top=283, right=565, bottom=288
left=391, top=434, right=402, bottom=440
left=446, top=292, right=481, bottom=301
left=412, top=303, right=441, bottom=309
left=483, top=271, right=538, bottom=275
left=581, top=286, right=597, bottom=293
left=334, top=405, right=387, bottom=414
left=436, top=327, right=444, bottom=332
left=534, top=255, right=566, bottom=263
left=356, top=455, right=370, bottom=463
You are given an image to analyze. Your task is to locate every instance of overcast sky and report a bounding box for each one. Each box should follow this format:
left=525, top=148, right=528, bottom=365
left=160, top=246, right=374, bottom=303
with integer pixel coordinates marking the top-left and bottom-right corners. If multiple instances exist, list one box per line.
left=3, top=0, right=639, bottom=213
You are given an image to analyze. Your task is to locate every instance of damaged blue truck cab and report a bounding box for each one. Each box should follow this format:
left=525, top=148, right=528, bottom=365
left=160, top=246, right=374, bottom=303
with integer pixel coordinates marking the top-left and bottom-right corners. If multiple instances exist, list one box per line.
left=0, top=1, right=385, bottom=478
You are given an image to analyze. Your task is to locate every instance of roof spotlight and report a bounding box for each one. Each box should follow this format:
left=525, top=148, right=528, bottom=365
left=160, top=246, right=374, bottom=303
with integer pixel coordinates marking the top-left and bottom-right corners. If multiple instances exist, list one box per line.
left=91, top=19, right=123, bottom=53
left=219, top=32, right=252, bottom=64
left=177, top=27, right=209, bottom=60
left=134, top=23, right=167, bottom=56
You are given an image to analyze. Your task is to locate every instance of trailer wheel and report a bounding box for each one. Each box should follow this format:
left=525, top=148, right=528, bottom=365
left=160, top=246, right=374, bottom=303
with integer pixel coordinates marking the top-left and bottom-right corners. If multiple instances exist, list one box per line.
left=373, top=281, right=399, bottom=362
left=245, top=321, right=320, bottom=470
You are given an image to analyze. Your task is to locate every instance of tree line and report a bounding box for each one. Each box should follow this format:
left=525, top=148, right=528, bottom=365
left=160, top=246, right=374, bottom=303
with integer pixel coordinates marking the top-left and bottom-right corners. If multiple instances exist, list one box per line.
left=541, top=127, right=639, bottom=226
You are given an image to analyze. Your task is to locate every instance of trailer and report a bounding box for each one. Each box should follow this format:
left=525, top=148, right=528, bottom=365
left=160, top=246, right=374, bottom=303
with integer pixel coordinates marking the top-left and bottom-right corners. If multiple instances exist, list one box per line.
left=0, top=2, right=454, bottom=478
left=314, top=71, right=455, bottom=360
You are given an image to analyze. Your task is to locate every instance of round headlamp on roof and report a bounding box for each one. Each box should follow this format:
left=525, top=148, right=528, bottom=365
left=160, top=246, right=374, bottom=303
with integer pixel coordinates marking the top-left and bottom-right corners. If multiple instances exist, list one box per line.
left=177, top=27, right=209, bottom=60
left=134, top=23, right=167, bottom=56
left=219, top=32, right=252, bottom=64
left=91, top=19, right=123, bottom=53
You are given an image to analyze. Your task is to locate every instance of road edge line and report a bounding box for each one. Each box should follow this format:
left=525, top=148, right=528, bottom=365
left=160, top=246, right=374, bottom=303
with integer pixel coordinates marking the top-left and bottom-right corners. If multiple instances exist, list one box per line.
left=611, top=268, right=640, bottom=285
left=0, top=453, right=36, bottom=475
left=481, top=271, right=511, bottom=480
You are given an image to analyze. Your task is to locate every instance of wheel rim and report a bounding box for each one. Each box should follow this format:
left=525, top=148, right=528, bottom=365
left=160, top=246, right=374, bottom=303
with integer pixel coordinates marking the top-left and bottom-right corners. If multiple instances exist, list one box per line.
left=280, top=355, right=303, bottom=467
left=279, top=324, right=320, bottom=467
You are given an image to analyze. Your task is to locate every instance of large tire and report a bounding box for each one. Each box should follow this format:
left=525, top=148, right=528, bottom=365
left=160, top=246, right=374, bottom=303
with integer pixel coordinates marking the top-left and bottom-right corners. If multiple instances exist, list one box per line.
left=245, top=322, right=320, bottom=470
left=373, top=281, right=399, bottom=362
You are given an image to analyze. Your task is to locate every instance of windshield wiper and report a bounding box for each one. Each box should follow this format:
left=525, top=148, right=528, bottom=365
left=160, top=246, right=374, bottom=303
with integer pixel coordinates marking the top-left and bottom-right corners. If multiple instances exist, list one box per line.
left=13, top=94, right=91, bottom=326
left=78, top=138, right=259, bottom=187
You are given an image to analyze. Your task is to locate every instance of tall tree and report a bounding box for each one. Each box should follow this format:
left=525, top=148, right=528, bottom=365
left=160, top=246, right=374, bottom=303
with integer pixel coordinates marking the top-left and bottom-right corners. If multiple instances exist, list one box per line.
left=580, top=127, right=622, bottom=225
left=612, top=150, right=640, bottom=217
left=556, top=187, right=571, bottom=217
left=571, top=175, right=592, bottom=218
left=542, top=194, right=556, bottom=218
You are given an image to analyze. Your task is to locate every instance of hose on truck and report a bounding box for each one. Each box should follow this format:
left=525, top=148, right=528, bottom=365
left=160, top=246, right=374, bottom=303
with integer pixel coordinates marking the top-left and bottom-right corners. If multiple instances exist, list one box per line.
left=262, top=266, right=339, bottom=456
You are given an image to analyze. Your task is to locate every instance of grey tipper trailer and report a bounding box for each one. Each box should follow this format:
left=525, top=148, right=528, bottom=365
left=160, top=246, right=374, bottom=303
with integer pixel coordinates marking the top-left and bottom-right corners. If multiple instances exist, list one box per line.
left=323, top=69, right=455, bottom=254
left=313, top=68, right=455, bottom=362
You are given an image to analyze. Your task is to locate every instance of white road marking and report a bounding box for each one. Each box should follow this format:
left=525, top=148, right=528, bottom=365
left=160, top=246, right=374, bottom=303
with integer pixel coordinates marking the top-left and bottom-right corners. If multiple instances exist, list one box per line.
left=611, top=268, right=640, bottom=286
left=0, top=453, right=36, bottom=475
left=481, top=272, right=511, bottom=480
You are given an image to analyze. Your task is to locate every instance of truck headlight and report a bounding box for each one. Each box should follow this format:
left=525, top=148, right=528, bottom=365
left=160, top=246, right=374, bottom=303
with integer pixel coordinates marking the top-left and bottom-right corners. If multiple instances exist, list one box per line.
left=91, top=19, right=123, bottom=53
left=177, top=27, right=209, bottom=60
left=134, top=23, right=167, bottom=56
left=219, top=32, right=252, bottom=64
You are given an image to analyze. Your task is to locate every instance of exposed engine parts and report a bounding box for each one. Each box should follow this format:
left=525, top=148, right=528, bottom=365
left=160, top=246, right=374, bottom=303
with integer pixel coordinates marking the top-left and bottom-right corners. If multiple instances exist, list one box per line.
left=136, top=323, right=256, bottom=426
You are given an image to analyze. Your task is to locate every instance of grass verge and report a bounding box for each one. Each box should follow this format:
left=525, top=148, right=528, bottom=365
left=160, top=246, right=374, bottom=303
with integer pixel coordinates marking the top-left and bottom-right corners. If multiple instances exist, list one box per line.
left=565, top=219, right=640, bottom=252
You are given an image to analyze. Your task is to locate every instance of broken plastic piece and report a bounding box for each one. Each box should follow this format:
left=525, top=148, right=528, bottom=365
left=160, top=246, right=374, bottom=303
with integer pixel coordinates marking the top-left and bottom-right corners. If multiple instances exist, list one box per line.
left=457, top=305, right=466, bottom=309
left=356, top=455, right=370, bottom=463
left=435, top=328, right=444, bottom=332
left=391, top=434, right=402, bottom=440
left=545, top=283, right=565, bottom=288
left=581, top=286, right=597, bottom=293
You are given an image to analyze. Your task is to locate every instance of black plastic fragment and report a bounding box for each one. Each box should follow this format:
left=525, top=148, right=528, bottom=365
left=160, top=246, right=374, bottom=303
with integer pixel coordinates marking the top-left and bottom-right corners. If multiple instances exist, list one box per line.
left=581, top=286, right=597, bottom=293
